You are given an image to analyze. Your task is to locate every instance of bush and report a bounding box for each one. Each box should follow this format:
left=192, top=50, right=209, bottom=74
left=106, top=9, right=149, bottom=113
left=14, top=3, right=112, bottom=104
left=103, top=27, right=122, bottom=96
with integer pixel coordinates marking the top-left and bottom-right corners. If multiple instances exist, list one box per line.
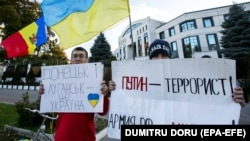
left=14, top=92, right=57, bottom=133
left=15, top=92, right=42, bottom=127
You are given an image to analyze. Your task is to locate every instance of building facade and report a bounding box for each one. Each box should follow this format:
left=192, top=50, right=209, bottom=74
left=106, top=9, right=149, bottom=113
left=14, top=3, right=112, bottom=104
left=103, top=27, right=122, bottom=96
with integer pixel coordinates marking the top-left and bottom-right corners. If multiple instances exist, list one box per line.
left=114, top=16, right=165, bottom=60
left=114, top=2, right=250, bottom=60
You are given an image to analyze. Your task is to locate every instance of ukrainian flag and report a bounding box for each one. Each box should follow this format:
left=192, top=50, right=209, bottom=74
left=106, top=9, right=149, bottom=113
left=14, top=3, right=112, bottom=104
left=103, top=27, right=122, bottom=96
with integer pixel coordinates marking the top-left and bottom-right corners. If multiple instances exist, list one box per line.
left=41, top=0, right=130, bottom=49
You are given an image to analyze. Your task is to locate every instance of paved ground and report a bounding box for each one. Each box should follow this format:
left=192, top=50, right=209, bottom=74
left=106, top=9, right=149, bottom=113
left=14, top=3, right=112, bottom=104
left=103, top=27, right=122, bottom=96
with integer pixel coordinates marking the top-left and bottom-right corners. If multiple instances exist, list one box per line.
left=0, top=88, right=39, bottom=105
left=0, top=88, right=249, bottom=141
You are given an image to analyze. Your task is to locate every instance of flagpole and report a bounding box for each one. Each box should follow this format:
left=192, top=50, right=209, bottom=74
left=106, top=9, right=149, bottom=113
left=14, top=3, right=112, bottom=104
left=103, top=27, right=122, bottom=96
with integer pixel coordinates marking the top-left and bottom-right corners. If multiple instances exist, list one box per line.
left=127, top=0, right=135, bottom=60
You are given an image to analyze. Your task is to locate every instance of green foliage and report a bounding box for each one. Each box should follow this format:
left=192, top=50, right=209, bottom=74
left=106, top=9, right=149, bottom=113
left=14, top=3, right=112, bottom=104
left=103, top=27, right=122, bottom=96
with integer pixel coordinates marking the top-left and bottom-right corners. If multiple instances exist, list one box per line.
left=88, top=33, right=117, bottom=88
left=219, top=3, right=250, bottom=102
left=89, top=32, right=117, bottom=67
left=38, top=39, right=69, bottom=65
left=0, top=5, right=21, bottom=37
left=0, top=1, right=69, bottom=79
left=0, top=0, right=42, bottom=65
left=0, top=103, right=18, bottom=127
left=0, top=47, right=8, bottom=64
left=220, top=3, right=250, bottom=53
left=219, top=3, right=250, bottom=78
left=220, top=3, right=250, bottom=49
left=0, top=103, right=107, bottom=140
left=0, top=103, right=19, bottom=140
left=15, top=92, right=42, bottom=127
left=0, top=0, right=41, bottom=37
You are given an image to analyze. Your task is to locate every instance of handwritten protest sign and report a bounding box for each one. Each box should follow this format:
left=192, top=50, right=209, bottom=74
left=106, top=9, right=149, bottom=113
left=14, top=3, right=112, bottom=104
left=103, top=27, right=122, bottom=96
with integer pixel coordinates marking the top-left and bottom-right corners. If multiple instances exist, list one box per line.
left=108, top=59, right=241, bottom=139
left=40, top=63, right=104, bottom=113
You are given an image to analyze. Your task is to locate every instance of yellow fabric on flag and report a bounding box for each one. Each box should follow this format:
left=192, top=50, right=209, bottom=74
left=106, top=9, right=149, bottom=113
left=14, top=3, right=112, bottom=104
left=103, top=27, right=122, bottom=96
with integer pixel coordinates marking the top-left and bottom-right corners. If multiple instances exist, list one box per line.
left=19, top=22, right=38, bottom=54
left=51, top=0, right=130, bottom=49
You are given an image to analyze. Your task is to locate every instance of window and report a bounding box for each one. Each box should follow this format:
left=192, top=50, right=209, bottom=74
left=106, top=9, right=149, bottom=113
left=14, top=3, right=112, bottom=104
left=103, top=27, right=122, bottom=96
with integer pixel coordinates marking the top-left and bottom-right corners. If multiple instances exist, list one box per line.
left=123, top=46, right=126, bottom=59
left=116, top=52, right=119, bottom=59
left=159, top=31, right=165, bottom=39
left=144, top=34, right=149, bottom=56
left=224, top=14, right=229, bottom=21
left=137, top=37, right=142, bottom=57
left=122, top=23, right=142, bottom=37
left=170, top=41, right=179, bottom=58
left=180, top=20, right=196, bottom=32
left=206, top=34, right=218, bottom=50
left=203, top=17, right=214, bottom=27
left=182, top=36, right=200, bottom=58
left=169, top=27, right=176, bottom=37
left=119, top=49, right=122, bottom=60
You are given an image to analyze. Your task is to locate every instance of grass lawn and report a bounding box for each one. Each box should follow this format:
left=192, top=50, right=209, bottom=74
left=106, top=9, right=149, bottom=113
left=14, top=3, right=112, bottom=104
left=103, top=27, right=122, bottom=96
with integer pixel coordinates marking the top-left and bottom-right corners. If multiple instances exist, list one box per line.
left=0, top=103, right=20, bottom=141
left=0, top=103, right=108, bottom=141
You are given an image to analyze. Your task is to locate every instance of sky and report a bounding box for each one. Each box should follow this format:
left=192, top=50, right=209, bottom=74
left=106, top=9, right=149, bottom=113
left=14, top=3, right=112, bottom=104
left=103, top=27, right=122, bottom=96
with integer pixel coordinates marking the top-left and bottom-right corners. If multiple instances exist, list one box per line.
left=37, top=0, right=250, bottom=58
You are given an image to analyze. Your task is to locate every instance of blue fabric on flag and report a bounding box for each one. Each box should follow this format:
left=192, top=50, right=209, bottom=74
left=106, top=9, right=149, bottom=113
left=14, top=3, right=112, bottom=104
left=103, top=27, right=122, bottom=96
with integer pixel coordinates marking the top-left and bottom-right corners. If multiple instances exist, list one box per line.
left=35, top=16, right=47, bottom=47
left=41, top=0, right=94, bottom=27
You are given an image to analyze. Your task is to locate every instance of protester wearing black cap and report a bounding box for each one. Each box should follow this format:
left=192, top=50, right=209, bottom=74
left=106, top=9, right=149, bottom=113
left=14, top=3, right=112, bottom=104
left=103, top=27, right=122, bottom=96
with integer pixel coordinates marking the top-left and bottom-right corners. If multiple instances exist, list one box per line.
left=149, top=39, right=172, bottom=59
left=109, top=39, right=245, bottom=107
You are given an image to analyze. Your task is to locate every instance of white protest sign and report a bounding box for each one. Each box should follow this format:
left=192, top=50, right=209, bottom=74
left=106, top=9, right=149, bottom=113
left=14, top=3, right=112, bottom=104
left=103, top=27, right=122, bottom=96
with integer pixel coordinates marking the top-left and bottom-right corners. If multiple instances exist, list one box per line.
left=108, top=59, right=241, bottom=139
left=40, top=63, right=104, bottom=113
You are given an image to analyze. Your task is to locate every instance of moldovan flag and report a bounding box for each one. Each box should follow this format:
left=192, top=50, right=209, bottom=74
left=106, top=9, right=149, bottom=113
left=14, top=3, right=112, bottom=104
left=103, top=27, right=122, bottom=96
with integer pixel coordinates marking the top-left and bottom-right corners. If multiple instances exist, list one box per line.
left=41, top=0, right=130, bottom=49
left=2, top=16, right=47, bottom=58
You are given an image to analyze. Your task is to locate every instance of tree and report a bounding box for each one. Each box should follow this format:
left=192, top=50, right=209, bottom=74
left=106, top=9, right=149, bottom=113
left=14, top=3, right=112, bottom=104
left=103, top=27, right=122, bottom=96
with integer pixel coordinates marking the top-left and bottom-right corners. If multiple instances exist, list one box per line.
left=220, top=3, right=250, bottom=50
left=38, top=39, right=69, bottom=66
left=89, top=33, right=117, bottom=88
left=219, top=3, right=250, bottom=102
left=0, top=0, right=41, bottom=63
left=89, top=32, right=116, bottom=67
left=0, top=0, right=41, bottom=37
left=0, top=47, right=8, bottom=64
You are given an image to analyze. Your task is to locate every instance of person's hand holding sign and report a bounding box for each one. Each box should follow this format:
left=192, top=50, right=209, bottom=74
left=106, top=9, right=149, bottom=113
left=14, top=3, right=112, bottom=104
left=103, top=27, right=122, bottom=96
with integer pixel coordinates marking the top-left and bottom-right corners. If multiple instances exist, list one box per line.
left=232, top=86, right=245, bottom=107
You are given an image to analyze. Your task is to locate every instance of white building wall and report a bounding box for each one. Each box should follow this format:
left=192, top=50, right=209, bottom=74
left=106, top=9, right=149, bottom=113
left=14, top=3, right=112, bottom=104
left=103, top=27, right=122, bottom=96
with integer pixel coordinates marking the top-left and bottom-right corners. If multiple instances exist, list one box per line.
left=115, top=16, right=164, bottom=61
left=115, top=2, right=250, bottom=60
left=155, top=2, right=250, bottom=59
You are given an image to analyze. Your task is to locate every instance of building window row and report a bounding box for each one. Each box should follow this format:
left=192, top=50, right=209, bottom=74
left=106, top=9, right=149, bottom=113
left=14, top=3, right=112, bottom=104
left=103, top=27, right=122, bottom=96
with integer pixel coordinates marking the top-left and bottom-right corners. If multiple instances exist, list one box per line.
left=159, top=16, right=219, bottom=58
left=165, top=16, right=215, bottom=39
left=168, top=33, right=219, bottom=58
left=137, top=25, right=148, bottom=35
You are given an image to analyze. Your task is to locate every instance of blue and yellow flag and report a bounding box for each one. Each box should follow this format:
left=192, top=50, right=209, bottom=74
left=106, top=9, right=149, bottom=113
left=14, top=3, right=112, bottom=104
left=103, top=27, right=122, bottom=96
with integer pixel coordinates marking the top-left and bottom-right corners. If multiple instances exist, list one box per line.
left=41, top=0, right=130, bottom=49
